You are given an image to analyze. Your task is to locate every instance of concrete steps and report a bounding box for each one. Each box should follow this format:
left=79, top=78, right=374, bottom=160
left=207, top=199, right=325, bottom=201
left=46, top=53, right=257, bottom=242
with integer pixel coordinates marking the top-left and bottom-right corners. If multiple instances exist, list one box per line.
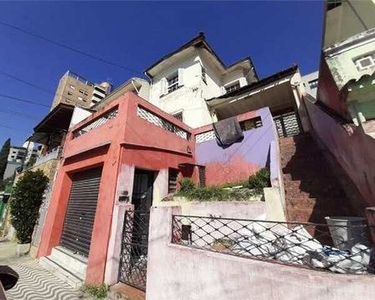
left=39, top=246, right=87, bottom=289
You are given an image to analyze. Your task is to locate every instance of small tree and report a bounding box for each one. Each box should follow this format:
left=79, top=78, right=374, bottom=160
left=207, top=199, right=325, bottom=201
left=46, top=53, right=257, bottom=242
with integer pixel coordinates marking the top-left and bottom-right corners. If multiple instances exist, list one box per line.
left=0, top=138, right=10, bottom=181
left=9, top=170, right=48, bottom=243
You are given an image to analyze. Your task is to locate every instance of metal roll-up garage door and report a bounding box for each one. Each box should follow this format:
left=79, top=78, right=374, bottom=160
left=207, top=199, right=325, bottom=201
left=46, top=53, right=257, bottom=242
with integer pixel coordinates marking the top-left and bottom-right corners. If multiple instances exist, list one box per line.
left=60, top=167, right=102, bottom=257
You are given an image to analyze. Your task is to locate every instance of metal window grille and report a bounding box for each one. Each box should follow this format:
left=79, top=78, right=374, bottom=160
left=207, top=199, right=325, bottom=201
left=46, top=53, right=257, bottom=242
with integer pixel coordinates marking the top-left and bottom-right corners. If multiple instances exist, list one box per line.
left=137, top=106, right=190, bottom=140
left=274, top=111, right=301, bottom=138
left=73, top=108, right=118, bottom=138
left=167, top=74, right=179, bottom=93
left=172, top=215, right=375, bottom=275
left=168, top=169, right=179, bottom=193
left=225, top=81, right=240, bottom=93
left=240, top=117, right=263, bottom=131
left=195, top=130, right=216, bottom=143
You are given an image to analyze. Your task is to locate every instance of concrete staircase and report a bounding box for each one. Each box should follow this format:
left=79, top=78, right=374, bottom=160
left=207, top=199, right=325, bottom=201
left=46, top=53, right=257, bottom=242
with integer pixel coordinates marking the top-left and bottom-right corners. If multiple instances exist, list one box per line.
left=39, top=246, right=87, bottom=288
left=279, top=133, right=352, bottom=224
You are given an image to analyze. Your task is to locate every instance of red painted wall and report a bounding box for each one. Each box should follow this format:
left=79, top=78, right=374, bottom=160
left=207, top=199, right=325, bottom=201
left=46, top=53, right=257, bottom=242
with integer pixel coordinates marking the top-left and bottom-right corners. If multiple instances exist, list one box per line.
left=38, top=93, right=196, bottom=285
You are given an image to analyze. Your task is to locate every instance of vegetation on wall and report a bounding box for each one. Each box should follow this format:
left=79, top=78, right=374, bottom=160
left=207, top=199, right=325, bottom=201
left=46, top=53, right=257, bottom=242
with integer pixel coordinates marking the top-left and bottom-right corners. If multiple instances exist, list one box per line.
left=0, top=138, right=11, bottom=184
left=9, top=170, right=48, bottom=244
left=176, top=168, right=271, bottom=201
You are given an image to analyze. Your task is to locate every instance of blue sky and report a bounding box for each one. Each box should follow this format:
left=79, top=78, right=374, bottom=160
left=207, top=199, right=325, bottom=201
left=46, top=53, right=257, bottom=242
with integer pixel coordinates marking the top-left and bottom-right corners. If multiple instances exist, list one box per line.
left=0, top=1, right=323, bottom=146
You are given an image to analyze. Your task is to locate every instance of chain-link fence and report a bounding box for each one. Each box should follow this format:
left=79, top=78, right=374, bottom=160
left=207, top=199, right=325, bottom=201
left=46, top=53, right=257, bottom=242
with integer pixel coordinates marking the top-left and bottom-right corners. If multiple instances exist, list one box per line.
left=172, top=214, right=375, bottom=275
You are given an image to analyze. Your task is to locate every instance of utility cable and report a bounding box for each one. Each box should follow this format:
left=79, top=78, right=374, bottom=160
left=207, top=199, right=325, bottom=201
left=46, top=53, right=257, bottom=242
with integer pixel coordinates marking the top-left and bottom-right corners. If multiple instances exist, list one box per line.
left=0, top=93, right=50, bottom=107
left=0, top=20, right=144, bottom=76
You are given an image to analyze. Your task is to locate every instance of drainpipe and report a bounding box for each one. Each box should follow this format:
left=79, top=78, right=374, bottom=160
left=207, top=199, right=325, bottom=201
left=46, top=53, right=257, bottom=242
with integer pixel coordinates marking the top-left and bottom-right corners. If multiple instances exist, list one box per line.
left=349, top=100, right=366, bottom=129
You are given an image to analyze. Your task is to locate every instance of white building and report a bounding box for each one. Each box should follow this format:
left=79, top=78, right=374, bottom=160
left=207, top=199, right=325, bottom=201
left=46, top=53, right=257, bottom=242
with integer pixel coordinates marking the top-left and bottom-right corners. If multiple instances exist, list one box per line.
left=302, top=71, right=319, bottom=98
left=145, top=32, right=258, bottom=128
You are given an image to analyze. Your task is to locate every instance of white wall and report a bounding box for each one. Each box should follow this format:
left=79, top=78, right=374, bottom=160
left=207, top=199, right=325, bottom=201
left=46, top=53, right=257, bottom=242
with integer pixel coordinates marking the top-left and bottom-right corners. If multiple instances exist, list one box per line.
left=147, top=206, right=375, bottom=300
left=326, top=37, right=375, bottom=89
left=69, top=107, right=93, bottom=129
left=149, top=50, right=249, bottom=128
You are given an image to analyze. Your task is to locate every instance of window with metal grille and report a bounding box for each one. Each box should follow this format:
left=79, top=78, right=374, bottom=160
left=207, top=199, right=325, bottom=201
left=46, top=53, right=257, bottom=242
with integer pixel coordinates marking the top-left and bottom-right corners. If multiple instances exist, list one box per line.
left=240, top=117, right=263, bottom=131
left=73, top=107, right=118, bottom=138
left=201, top=67, right=207, bottom=84
left=225, top=81, right=240, bottom=93
left=198, top=166, right=206, bottom=187
left=353, top=52, right=375, bottom=72
left=172, top=112, right=183, bottom=122
left=137, top=106, right=190, bottom=140
left=167, top=73, right=179, bottom=93
left=168, top=169, right=179, bottom=193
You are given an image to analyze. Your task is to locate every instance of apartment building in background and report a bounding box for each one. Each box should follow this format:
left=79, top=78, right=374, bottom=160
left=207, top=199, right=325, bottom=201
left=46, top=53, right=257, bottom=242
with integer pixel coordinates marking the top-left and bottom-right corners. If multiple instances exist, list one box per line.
left=3, top=142, right=38, bottom=179
left=302, top=71, right=319, bottom=98
left=51, top=70, right=112, bottom=109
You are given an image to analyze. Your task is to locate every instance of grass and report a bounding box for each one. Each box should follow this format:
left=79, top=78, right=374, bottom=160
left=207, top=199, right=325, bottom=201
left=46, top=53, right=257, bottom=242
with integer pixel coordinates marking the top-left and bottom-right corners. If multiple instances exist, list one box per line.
left=81, top=284, right=108, bottom=299
left=176, top=168, right=270, bottom=201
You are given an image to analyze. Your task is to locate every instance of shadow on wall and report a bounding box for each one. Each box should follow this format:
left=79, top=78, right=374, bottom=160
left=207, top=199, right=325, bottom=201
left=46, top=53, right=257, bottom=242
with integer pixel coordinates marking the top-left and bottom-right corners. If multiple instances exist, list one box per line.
left=281, top=133, right=355, bottom=227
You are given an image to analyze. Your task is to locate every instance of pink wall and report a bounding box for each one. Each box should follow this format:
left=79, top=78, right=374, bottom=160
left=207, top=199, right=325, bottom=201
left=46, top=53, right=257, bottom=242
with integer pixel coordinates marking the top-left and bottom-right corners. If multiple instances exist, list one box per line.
left=147, top=206, right=375, bottom=300
left=305, top=97, right=375, bottom=211
left=38, top=92, right=196, bottom=285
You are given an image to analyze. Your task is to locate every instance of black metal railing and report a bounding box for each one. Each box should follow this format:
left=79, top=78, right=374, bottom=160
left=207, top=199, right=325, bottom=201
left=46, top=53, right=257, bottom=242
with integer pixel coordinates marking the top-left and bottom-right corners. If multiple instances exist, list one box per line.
left=172, top=215, right=375, bottom=275
left=118, top=210, right=150, bottom=291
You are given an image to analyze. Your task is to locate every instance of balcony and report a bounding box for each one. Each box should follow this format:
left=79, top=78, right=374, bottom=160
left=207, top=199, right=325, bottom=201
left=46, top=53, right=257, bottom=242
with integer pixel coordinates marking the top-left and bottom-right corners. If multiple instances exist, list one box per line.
left=34, top=147, right=62, bottom=167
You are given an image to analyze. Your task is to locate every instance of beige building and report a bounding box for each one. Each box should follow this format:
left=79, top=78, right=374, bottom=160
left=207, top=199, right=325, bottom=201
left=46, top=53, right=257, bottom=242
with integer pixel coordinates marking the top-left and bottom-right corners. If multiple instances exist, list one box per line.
left=51, top=70, right=112, bottom=110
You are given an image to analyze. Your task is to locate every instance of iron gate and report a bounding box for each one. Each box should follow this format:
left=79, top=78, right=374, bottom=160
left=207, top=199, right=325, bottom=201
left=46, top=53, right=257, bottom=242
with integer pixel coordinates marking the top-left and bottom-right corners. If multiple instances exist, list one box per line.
left=274, top=111, right=302, bottom=138
left=118, top=210, right=150, bottom=291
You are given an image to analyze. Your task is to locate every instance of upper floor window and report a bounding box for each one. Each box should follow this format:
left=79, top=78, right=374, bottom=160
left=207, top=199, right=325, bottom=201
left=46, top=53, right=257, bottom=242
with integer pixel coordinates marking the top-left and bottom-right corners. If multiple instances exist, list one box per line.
left=167, top=73, right=179, bottom=93
left=69, top=85, right=75, bottom=90
left=225, top=81, right=241, bottom=93
left=308, top=79, right=318, bottom=90
left=201, top=67, right=207, bottom=84
left=172, top=111, right=183, bottom=122
left=354, top=52, right=375, bottom=72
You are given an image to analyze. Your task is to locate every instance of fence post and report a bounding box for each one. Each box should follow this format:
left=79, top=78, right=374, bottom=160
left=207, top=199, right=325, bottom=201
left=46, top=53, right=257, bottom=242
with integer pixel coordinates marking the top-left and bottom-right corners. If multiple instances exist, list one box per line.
left=365, top=207, right=375, bottom=245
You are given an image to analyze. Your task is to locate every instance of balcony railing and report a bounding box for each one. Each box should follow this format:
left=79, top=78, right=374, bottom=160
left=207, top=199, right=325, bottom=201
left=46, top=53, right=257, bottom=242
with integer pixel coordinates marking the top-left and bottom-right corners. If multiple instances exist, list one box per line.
left=172, top=215, right=375, bottom=275
left=34, top=146, right=62, bottom=167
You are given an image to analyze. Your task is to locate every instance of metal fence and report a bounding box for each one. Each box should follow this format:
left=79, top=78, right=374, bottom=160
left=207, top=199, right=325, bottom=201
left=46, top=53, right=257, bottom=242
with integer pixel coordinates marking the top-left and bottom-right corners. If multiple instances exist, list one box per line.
left=118, top=210, right=150, bottom=291
left=172, top=215, right=375, bottom=275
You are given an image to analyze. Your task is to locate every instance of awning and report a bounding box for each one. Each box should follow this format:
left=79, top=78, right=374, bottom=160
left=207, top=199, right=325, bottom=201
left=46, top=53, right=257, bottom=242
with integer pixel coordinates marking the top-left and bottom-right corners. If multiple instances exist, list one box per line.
left=28, top=103, right=74, bottom=146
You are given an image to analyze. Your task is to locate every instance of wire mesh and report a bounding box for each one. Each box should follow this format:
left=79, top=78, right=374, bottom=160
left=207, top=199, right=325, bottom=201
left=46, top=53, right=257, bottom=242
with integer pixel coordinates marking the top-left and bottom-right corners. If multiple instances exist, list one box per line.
left=73, top=108, right=118, bottom=138
left=172, top=215, right=375, bottom=275
left=137, top=106, right=190, bottom=140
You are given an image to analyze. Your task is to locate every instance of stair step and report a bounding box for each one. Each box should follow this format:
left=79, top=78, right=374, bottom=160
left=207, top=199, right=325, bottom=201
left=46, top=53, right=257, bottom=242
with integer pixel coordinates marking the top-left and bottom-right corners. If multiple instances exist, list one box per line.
left=39, top=256, right=83, bottom=289
left=50, top=246, right=87, bottom=278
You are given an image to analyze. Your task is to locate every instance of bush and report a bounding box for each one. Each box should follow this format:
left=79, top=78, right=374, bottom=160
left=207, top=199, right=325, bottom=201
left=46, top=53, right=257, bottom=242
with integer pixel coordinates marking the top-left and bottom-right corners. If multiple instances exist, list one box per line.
left=9, top=170, right=48, bottom=243
left=178, top=178, right=196, bottom=193
left=82, top=284, right=108, bottom=299
left=246, top=168, right=271, bottom=193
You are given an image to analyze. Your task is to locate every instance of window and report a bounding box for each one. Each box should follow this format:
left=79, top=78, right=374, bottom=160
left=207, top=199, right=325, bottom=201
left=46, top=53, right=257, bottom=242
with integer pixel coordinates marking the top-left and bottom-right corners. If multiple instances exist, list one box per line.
left=225, top=81, right=240, bottom=93
left=240, top=117, right=263, bottom=131
left=69, top=85, right=75, bottom=90
left=354, top=52, right=375, bottom=72
left=308, top=79, right=318, bottom=89
left=67, top=91, right=73, bottom=96
left=167, top=73, right=179, bottom=93
left=201, top=67, right=207, bottom=84
left=168, top=169, right=179, bottom=193
left=78, top=96, right=83, bottom=101
left=172, top=112, right=183, bottom=122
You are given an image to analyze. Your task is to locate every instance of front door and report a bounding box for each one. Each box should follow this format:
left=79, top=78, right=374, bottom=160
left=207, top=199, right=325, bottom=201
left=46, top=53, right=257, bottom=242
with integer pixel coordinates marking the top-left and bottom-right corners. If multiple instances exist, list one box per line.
left=60, top=167, right=102, bottom=257
left=118, top=169, right=154, bottom=291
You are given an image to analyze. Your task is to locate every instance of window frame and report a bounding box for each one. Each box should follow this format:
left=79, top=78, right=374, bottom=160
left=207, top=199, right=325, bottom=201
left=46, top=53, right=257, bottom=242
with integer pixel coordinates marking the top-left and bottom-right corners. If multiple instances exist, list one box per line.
left=167, top=73, right=179, bottom=94
left=225, top=81, right=241, bottom=93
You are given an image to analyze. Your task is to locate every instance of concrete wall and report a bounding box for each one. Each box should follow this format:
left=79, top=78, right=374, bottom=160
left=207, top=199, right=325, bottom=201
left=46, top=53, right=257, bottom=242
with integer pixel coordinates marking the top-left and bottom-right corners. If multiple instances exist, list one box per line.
left=324, top=0, right=375, bottom=48
left=146, top=206, right=375, bottom=300
left=69, top=107, right=92, bottom=129
left=149, top=51, right=249, bottom=129
left=195, top=107, right=276, bottom=186
left=305, top=97, right=375, bottom=211
left=38, top=92, right=196, bottom=285
left=325, top=37, right=375, bottom=89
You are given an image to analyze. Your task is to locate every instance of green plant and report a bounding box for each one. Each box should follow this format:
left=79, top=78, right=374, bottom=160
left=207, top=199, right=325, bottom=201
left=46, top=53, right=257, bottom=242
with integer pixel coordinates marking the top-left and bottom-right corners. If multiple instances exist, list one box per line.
left=0, top=138, right=10, bottom=181
left=246, top=168, right=271, bottom=193
left=82, top=284, right=108, bottom=299
left=178, top=178, right=196, bottom=193
left=9, top=170, right=48, bottom=243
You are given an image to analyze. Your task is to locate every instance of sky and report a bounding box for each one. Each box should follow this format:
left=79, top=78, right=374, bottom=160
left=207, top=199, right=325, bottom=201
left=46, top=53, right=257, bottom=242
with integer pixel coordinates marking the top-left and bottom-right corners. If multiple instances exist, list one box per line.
left=0, top=1, right=324, bottom=146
